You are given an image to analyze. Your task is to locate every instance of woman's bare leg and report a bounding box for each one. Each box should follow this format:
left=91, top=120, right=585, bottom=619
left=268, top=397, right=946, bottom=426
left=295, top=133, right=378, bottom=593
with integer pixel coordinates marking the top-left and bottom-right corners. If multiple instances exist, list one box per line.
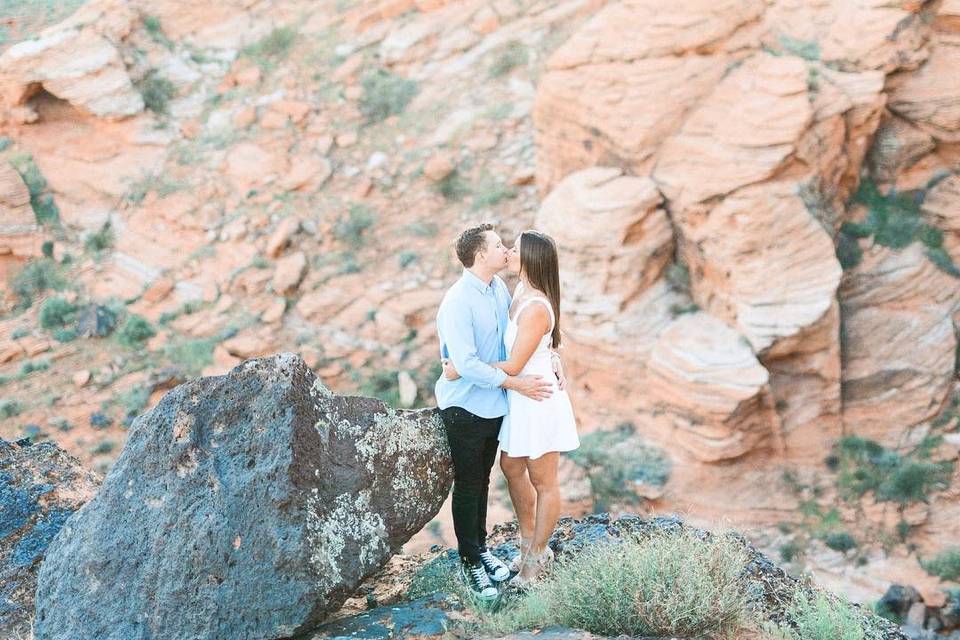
left=500, top=452, right=536, bottom=542
left=526, top=451, right=561, bottom=557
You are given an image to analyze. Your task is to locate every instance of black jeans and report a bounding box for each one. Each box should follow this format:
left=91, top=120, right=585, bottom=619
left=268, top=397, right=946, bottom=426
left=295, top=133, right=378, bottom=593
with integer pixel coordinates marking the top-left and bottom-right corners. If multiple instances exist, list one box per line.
left=439, top=406, right=503, bottom=564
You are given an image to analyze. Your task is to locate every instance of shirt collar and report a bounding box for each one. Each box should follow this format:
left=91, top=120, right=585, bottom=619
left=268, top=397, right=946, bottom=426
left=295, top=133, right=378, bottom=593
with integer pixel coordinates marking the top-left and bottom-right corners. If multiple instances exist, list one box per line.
left=462, top=268, right=494, bottom=294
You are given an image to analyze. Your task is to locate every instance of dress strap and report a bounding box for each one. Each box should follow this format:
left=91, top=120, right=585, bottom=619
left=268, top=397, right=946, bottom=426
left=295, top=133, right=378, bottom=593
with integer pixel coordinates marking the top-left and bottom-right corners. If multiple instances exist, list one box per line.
left=513, top=296, right=555, bottom=334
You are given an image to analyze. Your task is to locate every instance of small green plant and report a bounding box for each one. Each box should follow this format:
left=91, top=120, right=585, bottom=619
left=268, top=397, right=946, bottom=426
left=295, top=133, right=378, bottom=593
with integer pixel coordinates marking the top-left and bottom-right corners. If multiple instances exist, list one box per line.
left=334, top=204, right=376, bottom=248
left=359, top=68, right=418, bottom=123
left=118, top=387, right=151, bottom=420
left=921, top=548, right=960, bottom=581
left=12, top=259, right=67, bottom=306
left=11, top=154, right=59, bottom=224
left=241, top=27, right=296, bottom=68
left=777, top=34, right=821, bottom=61
left=91, top=439, right=116, bottom=455
left=116, top=314, right=156, bottom=349
left=489, top=40, right=529, bottom=77
left=471, top=174, right=517, bottom=211
left=84, top=221, right=114, bottom=254
left=143, top=15, right=173, bottom=48
left=398, top=250, right=418, bottom=268
left=435, top=169, right=470, bottom=202
left=406, top=221, right=438, bottom=237
left=139, top=70, right=176, bottom=115
left=567, top=422, right=670, bottom=511
left=357, top=369, right=401, bottom=407
left=766, top=588, right=865, bottom=640
left=19, top=359, right=50, bottom=376
left=0, top=399, right=23, bottom=418
left=163, top=336, right=218, bottom=376
left=839, top=178, right=960, bottom=275
left=780, top=540, right=803, bottom=562
left=125, top=172, right=183, bottom=203
left=824, top=532, right=857, bottom=553
left=39, top=296, right=78, bottom=329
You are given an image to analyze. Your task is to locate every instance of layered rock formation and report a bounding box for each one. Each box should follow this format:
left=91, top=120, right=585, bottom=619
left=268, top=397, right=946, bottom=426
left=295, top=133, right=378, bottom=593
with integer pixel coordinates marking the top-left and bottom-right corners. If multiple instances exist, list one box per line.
left=0, top=438, right=100, bottom=639
left=33, top=353, right=453, bottom=640
left=533, top=0, right=960, bottom=463
left=0, top=162, right=42, bottom=286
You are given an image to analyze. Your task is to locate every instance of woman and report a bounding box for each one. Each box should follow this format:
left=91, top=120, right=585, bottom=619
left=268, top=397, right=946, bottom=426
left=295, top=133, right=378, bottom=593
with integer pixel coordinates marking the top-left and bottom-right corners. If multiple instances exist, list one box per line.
left=443, top=230, right=580, bottom=585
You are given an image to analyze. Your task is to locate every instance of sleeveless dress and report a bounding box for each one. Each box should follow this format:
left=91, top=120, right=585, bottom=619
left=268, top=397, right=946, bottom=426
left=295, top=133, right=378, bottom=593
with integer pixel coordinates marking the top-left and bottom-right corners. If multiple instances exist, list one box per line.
left=498, top=284, right=580, bottom=460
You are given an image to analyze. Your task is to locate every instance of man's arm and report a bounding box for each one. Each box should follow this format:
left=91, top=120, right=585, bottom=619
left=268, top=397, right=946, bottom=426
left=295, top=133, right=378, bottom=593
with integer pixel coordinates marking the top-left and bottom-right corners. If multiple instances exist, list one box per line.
left=438, top=303, right=508, bottom=389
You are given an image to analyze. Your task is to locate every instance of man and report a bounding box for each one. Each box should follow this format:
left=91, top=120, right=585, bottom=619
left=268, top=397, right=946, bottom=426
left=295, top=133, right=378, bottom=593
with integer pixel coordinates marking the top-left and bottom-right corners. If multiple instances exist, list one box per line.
left=434, top=223, right=554, bottom=600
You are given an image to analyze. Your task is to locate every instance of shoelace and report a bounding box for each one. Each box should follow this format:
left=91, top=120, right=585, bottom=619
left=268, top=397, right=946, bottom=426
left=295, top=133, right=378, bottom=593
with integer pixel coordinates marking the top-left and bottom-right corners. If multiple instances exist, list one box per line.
left=470, top=564, right=491, bottom=586
left=479, top=551, right=499, bottom=567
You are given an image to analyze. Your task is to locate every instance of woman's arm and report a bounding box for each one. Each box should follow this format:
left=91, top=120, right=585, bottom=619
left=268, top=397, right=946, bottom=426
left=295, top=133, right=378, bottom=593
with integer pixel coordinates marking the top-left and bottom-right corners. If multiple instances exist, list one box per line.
left=491, top=304, right=551, bottom=376
left=442, top=304, right=552, bottom=380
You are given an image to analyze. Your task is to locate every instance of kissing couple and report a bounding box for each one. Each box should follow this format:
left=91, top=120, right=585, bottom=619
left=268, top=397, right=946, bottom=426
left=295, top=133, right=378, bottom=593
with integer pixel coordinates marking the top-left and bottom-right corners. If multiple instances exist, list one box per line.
left=434, top=223, right=580, bottom=599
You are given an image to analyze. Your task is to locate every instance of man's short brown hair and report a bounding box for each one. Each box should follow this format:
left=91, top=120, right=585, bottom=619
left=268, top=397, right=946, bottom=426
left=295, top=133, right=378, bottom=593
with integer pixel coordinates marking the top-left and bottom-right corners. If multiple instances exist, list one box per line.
left=455, top=223, right=494, bottom=267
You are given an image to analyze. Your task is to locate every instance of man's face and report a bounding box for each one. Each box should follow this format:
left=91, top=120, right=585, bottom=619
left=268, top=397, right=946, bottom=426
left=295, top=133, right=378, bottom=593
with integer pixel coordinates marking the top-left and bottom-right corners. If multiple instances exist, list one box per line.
left=476, top=230, right=509, bottom=271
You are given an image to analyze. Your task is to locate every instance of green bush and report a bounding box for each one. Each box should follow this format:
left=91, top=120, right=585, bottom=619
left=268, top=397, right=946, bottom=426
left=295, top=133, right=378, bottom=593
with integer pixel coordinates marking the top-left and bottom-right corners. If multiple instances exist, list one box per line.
left=359, top=68, right=418, bottom=123
left=116, top=315, right=156, bottom=348
left=334, top=204, right=376, bottom=248
left=922, top=548, right=960, bottom=581
left=84, top=222, right=114, bottom=253
left=767, top=588, right=865, bottom=640
left=398, top=250, right=418, bottom=268
left=357, top=369, right=400, bottom=407
left=39, top=296, right=78, bottom=329
left=780, top=540, right=803, bottom=562
left=824, top=532, right=857, bottom=553
left=163, top=337, right=217, bottom=376
left=139, top=71, right=176, bottom=115
left=12, top=259, right=67, bottom=306
left=12, top=155, right=60, bottom=225
left=0, top=399, right=22, bottom=418
left=481, top=530, right=749, bottom=637
left=242, top=27, right=296, bottom=68
left=567, top=422, right=670, bottom=511
left=435, top=169, right=470, bottom=202
left=489, top=40, right=529, bottom=77
left=829, top=435, right=951, bottom=505
left=19, top=359, right=50, bottom=376
left=471, top=174, right=517, bottom=211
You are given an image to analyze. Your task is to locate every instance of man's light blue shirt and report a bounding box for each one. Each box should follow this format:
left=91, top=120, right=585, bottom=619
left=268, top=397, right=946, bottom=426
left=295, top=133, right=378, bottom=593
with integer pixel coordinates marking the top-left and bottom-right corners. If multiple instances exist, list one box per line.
left=434, top=269, right=511, bottom=418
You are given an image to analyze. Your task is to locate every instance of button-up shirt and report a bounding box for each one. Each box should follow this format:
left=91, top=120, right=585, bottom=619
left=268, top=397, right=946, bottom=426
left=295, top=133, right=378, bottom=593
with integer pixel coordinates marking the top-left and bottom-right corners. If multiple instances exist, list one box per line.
left=434, top=269, right=511, bottom=418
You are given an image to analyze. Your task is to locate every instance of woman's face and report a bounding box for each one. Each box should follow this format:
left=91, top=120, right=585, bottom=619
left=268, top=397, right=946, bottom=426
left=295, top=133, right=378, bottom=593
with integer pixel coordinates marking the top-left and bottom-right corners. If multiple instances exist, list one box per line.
left=507, top=236, right=522, bottom=274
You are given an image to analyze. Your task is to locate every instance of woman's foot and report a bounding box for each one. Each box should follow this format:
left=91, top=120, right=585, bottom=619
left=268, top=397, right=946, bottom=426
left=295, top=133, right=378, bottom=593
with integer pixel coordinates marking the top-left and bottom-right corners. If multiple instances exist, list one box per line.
left=512, top=545, right=552, bottom=587
left=508, top=537, right=533, bottom=574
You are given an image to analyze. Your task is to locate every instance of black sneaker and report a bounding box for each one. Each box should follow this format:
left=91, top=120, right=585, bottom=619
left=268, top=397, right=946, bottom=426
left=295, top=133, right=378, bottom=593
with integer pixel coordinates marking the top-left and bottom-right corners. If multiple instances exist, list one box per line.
left=459, top=559, right=498, bottom=600
left=478, top=549, right=510, bottom=582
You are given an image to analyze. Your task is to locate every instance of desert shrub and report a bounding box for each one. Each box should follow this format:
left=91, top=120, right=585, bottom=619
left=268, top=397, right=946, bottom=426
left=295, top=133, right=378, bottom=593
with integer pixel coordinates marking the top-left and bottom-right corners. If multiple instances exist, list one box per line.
left=824, top=532, right=857, bottom=553
left=84, top=222, right=114, bottom=254
left=334, top=204, right=376, bottom=248
left=12, top=259, right=67, bottom=306
left=359, top=68, right=418, bottom=123
left=357, top=369, right=400, bottom=407
left=242, top=26, right=296, bottom=68
left=489, top=40, right=529, bottom=77
left=163, top=336, right=217, bottom=376
left=766, top=588, right=865, bottom=640
left=39, top=296, right=77, bottom=329
left=567, top=422, right=670, bottom=511
left=139, top=71, right=176, bottom=115
left=435, top=169, right=470, bottom=202
left=19, top=359, right=50, bottom=376
left=480, top=529, right=749, bottom=637
left=398, top=250, right=418, bottom=268
left=922, top=548, right=960, bottom=581
left=0, top=399, right=22, bottom=418
left=116, top=314, right=156, bottom=348
left=471, top=174, right=517, bottom=211
left=91, top=439, right=116, bottom=455
left=11, top=154, right=60, bottom=224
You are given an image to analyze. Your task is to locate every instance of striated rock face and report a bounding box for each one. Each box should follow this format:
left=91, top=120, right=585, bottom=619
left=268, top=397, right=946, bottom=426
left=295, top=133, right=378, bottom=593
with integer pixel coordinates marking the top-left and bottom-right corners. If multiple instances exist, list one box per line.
left=647, top=312, right=782, bottom=462
left=922, top=174, right=960, bottom=262
left=887, top=35, right=960, bottom=143
left=0, top=162, right=42, bottom=286
left=839, top=244, right=960, bottom=445
left=535, top=167, right=674, bottom=349
left=33, top=353, right=453, bottom=640
left=0, top=439, right=100, bottom=639
left=0, top=0, right=144, bottom=120
left=533, top=0, right=765, bottom=192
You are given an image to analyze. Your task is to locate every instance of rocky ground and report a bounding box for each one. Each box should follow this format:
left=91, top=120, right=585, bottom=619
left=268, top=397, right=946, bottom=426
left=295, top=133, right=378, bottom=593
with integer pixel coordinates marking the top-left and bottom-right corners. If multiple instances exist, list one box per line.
left=0, top=0, right=959, bottom=628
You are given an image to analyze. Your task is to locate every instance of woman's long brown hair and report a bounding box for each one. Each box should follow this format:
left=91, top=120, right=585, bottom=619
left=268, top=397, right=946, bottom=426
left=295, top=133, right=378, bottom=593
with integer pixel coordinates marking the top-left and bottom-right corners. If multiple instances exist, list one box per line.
left=519, top=230, right=562, bottom=348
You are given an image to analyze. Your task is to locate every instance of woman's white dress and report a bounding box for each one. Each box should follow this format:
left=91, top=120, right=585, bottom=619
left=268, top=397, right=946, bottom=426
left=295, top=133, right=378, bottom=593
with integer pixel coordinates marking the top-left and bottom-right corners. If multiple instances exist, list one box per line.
left=498, top=286, right=580, bottom=460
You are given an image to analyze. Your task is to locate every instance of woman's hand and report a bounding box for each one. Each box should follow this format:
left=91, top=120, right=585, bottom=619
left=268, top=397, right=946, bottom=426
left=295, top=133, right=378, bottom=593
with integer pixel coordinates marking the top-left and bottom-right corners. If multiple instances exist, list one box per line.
left=442, top=358, right=461, bottom=381
left=551, top=351, right=567, bottom=391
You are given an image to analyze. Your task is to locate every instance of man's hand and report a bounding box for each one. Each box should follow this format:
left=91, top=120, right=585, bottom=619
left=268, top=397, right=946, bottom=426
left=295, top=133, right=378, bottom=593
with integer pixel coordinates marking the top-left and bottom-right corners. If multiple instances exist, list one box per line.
left=504, top=374, right=553, bottom=401
left=441, top=358, right=461, bottom=381
left=551, top=352, right=567, bottom=391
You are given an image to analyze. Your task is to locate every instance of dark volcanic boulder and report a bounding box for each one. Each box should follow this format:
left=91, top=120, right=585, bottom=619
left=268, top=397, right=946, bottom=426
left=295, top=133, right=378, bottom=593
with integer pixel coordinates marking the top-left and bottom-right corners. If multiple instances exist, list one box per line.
left=33, top=353, right=454, bottom=640
left=1, top=438, right=100, bottom=638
